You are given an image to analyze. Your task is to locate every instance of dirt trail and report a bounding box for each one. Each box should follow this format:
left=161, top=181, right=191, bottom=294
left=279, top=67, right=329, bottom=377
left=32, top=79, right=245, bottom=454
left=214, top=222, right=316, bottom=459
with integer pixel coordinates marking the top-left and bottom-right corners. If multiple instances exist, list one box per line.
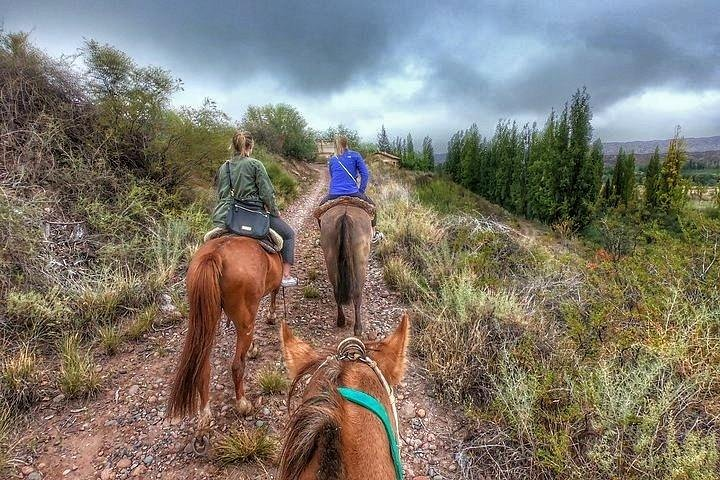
left=13, top=165, right=464, bottom=480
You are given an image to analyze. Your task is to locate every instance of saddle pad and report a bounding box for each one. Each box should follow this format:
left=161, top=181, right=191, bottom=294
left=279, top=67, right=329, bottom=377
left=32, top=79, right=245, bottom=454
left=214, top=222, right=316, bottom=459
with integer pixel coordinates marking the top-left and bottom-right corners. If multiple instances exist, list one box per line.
left=202, top=227, right=283, bottom=253
left=313, top=196, right=376, bottom=220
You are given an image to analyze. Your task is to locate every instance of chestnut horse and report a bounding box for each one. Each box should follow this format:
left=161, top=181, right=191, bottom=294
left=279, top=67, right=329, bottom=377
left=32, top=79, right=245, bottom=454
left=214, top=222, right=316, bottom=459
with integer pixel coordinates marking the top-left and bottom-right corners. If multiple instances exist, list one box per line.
left=319, top=204, right=373, bottom=337
left=168, top=236, right=282, bottom=451
left=279, top=313, right=410, bottom=479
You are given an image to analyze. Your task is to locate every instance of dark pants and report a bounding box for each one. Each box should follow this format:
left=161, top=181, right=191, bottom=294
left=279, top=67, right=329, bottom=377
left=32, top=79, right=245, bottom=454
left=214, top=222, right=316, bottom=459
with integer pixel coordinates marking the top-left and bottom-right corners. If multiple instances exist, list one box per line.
left=320, top=192, right=377, bottom=227
left=269, top=215, right=295, bottom=264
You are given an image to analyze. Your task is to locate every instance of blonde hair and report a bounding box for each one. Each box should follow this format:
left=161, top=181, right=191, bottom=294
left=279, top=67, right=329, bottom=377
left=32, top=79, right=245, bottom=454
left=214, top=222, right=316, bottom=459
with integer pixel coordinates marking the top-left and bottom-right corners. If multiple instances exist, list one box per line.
left=232, top=130, right=254, bottom=156
left=334, top=135, right=348, bottom=156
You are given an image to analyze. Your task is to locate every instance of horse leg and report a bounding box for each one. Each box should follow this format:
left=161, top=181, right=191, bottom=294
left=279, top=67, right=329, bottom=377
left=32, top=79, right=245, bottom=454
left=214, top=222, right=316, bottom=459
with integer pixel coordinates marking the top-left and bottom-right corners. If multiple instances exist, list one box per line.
left=336, top=301, right=346, bottom=328
left=353, top=295, right=363, bottom=338
left=193, top=363, right=212, bottom=454
left=266, top=288, right=279, bottom=325
left=231, top=305, right=256, bottom=416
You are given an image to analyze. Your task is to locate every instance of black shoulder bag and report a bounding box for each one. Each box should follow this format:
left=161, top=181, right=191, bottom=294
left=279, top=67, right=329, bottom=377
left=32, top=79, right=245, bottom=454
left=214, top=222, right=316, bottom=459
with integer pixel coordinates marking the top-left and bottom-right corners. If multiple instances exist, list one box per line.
left=224, top=161, right=270, bottom=239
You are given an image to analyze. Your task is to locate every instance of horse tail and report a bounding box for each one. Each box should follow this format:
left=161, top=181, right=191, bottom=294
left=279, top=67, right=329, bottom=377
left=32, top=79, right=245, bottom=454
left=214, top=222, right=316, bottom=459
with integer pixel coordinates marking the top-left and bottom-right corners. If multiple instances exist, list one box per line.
left=336, top=213, right=355, bottom=305
left=168, top=248, right=222, bottom=418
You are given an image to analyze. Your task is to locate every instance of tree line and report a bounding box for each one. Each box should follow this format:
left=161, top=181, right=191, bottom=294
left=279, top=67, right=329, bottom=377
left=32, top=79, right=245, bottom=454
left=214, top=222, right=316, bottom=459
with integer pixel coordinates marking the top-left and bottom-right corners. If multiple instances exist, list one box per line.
left=441, top=88, right=689, bottom=229
left=443, top=88, right=602, bottom=228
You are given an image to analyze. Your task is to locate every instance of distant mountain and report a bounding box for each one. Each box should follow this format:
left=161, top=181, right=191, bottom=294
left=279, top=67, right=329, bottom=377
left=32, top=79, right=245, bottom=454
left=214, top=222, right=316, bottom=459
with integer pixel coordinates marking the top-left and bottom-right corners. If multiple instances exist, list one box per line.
left=602, top=135, right=720, bottom=167
left=435, top=135, right=720, bottom=168
left=603, top=135, right=720, bottom=156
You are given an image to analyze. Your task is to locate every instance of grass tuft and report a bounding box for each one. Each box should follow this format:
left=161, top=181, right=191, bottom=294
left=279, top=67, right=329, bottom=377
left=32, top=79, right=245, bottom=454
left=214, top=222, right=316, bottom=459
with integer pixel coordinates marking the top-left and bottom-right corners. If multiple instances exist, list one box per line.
left=97, top=324, right=122, bottom=355
left=0, top=401, right=11, bottom=473
left=383, top=256, right=421, bottom=300
left=258, top=368, right=289, bottom=395
left=1, top=343, right=40, bottom=409
left=213, top=427, right=277, bottom=465
left=302, top=285, right=320, bottom=299
left=58, top=334, right=101, bottom=398
left=126, top=305, right=158, bottom=340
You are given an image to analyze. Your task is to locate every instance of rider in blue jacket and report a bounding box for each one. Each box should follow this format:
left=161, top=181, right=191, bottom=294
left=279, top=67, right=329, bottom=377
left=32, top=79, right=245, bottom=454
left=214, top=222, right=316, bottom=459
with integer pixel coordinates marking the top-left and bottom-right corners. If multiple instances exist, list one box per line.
left=320, top=135, right=383, bottom=243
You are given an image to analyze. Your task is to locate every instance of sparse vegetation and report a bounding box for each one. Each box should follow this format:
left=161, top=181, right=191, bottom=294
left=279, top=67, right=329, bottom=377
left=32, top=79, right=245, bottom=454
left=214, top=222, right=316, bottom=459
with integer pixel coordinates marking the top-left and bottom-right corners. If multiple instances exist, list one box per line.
left=258, top=367, right=289, bottom=395
left=0, top=32, right=301, bottom=438
left=373, top=164, right=720, bottom=478
left=213, top=427, right=278, bottom=466
left=58, top=334, right=101, bottom=398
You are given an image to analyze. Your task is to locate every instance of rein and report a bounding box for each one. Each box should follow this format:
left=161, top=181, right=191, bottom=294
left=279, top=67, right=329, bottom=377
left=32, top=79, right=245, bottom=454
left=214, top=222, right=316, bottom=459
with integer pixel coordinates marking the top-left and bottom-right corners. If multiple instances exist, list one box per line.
left=303, top=337, right=403, bottom=479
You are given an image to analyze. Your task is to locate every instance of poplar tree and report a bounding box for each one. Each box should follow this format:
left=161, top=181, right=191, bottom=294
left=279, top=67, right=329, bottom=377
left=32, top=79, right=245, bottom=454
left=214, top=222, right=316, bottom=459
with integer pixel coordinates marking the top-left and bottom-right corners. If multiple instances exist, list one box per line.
left=421, top=136, right=434, bottom=171
left=377, top=125, right=391, bottom=152
left=644, top=146, right=661, bottom=210
left=658, top=127, right=688, bottom=213
left=403, top=133, right=416, bottom=169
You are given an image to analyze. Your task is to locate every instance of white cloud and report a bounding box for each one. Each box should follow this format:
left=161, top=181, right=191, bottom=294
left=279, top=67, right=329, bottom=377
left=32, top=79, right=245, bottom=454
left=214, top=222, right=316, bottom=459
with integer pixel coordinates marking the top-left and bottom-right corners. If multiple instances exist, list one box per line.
left=594, top=89, right=720, bottom=141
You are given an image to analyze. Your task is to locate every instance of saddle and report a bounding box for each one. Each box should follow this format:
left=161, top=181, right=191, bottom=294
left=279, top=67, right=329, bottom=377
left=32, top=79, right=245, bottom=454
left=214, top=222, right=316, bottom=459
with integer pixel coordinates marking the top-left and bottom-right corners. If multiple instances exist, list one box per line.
left=313, top=196, right=376, bottom=221
left=203, top=227, right=283, bottom=254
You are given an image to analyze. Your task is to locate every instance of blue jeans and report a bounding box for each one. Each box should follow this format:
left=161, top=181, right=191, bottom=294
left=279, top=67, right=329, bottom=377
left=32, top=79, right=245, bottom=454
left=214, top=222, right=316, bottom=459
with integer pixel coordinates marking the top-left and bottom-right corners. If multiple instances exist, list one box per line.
left=269, top=215, right=295, bottom=264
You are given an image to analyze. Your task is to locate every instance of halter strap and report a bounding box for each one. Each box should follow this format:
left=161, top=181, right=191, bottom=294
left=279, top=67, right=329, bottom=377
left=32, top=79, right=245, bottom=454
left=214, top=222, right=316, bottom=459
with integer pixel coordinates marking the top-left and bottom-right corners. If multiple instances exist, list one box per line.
left=338, top=387, right=404, bottom=480
left=300, top=336, right=403, bottom=479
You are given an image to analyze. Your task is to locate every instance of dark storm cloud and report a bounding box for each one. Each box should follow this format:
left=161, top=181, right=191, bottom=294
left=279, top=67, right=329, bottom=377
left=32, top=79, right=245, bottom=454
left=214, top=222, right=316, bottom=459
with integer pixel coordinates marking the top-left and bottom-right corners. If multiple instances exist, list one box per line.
left=3, top=0, right=428, bottom=93
left=2, top=0, right=719, bottom=140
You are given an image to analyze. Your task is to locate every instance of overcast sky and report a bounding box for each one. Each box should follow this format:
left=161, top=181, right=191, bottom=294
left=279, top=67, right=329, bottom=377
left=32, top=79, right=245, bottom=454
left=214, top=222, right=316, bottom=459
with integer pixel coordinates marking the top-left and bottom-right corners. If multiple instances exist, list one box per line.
left=3, top=0, right=719, bottom=149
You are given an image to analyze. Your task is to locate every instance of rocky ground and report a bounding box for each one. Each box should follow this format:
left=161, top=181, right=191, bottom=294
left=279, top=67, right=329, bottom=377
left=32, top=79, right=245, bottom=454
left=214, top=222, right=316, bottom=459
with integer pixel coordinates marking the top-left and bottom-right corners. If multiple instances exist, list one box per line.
left=10, top=165, right=466, bottom=480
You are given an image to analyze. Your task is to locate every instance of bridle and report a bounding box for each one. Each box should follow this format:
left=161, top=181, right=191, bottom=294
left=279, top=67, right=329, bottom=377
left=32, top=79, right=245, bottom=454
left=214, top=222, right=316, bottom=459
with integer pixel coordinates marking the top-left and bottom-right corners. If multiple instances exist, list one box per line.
left=300, top=336, right=403, bottom=479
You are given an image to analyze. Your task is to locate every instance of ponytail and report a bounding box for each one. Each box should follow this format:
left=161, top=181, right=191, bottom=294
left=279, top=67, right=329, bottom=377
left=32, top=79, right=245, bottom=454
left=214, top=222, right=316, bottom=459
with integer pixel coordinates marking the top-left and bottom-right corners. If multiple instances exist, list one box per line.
left=232, top=131, right=255, bottom=156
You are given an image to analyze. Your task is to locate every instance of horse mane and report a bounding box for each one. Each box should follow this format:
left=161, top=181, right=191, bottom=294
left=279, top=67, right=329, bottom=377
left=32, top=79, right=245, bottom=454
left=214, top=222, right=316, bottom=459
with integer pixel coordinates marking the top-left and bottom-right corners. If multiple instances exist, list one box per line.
left=279, top=356, right=347, bottom=480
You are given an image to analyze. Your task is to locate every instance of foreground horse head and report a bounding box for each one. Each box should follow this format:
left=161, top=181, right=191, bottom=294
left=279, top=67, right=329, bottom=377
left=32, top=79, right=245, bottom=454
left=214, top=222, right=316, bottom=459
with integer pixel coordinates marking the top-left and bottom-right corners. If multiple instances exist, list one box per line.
left=167, top=236, right=282, bottom=453
left=279, top=312, right=410, bottom=480
left=319, top=203, right=373, bottom=337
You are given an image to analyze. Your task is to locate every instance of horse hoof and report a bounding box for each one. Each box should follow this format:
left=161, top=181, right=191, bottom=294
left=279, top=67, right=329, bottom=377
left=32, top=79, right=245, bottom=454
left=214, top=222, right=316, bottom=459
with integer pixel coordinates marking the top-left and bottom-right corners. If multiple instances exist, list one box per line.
left=192, top=435, right=209, bottom=455
left=236, top=397, right=253, bottom=416
left=248, top=343, right=259, bottom=359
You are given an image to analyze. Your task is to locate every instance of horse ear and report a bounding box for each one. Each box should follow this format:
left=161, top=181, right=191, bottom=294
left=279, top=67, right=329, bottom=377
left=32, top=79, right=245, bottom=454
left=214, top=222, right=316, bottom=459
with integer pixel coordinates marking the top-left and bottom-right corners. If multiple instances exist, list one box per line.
left=281, top=321, right=319, bottom=380
left=373, top=312, right=411, bottom=386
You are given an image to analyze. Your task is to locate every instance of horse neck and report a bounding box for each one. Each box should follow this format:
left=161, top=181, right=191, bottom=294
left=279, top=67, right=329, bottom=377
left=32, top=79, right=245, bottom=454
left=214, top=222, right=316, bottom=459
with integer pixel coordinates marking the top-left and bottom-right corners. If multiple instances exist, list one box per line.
left=336, top=377, right=397, bottom=480
left=282, top=363, right=397, bottom=480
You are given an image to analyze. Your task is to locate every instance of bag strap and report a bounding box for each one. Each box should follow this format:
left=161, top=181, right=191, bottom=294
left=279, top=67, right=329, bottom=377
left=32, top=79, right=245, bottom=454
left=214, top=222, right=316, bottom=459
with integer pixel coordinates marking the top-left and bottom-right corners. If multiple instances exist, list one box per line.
left=334, top=155, right=360, bottom=188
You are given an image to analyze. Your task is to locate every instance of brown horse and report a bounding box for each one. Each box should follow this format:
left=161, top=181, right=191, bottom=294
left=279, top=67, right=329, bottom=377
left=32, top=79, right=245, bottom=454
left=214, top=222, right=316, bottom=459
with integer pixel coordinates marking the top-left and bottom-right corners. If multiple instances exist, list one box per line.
left=279, top=313, right=410, bottom=480
left=168, top=236, right=282, bottom=451
left=319, top=204, right=373, bottom=337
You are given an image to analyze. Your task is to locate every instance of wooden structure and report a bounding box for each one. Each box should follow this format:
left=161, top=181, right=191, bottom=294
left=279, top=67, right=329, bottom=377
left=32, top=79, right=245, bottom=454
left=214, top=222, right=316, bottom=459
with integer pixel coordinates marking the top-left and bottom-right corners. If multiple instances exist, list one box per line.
left=368, top=151, right=401, bottom=167
left=315, top=140, right=335, bottom=161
